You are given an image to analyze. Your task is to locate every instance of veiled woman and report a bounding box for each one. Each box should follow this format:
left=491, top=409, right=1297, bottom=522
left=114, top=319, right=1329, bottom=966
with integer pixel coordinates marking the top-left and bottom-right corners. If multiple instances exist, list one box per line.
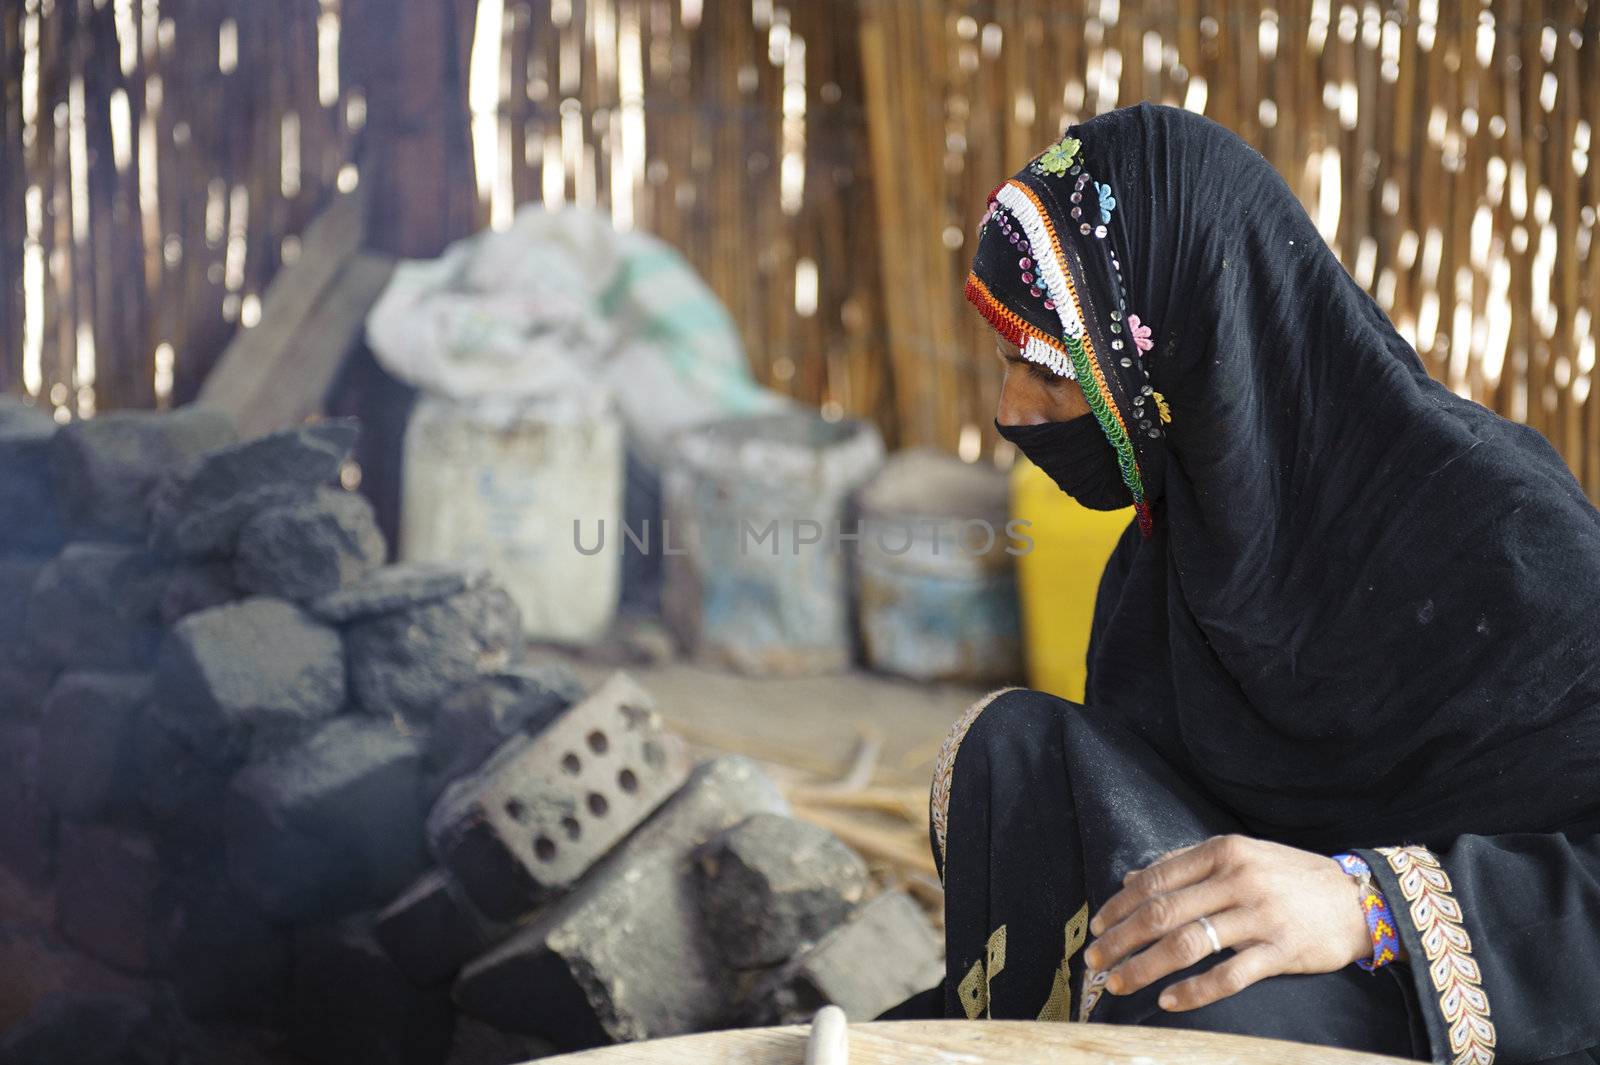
left=911, top=103, right=1600, bottom=1064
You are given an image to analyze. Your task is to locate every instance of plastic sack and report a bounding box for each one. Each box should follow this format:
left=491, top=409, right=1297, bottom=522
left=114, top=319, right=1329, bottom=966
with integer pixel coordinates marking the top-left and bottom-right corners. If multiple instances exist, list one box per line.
left=365, top=204, right=787, bottom=447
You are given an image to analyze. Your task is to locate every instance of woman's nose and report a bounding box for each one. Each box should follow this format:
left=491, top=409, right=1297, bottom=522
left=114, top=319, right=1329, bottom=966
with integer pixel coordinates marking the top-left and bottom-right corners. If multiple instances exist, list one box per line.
left=997, top=373, right=1052, bottom=427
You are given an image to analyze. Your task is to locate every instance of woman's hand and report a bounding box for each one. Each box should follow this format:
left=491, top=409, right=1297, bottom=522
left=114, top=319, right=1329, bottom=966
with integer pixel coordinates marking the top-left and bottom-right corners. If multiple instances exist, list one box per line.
left=1082, top=834, right=1374, bottom=1012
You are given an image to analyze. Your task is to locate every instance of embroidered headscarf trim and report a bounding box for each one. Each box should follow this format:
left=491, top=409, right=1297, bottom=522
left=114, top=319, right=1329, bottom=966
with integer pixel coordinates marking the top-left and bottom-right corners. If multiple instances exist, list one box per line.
left=964, top=274, right=1076, bottom=380
left=968, top=169, right=1154, bottom=536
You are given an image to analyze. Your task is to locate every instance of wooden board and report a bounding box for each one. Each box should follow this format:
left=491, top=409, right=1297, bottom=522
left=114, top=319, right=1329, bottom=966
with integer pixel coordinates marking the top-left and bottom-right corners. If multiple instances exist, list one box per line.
left=537, top=1020, right=1416, bottom=1065
left=197, top=188, right=384, bottom=436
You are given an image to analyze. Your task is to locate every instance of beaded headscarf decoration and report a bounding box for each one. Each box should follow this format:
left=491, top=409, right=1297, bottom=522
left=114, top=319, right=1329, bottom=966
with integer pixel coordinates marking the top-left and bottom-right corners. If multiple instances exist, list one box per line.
left=966, top=129, right=1168, bottom=538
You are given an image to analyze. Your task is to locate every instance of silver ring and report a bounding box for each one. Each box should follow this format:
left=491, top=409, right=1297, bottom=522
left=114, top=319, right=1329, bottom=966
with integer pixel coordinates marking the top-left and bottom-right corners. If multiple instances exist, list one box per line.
left=1196, top=915, right=1223, bottom=955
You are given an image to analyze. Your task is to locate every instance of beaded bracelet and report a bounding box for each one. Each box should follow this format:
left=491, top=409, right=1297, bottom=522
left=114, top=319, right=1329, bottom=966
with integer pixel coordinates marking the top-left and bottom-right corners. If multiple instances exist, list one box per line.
left=1332, top=852, right=1402, bottom=971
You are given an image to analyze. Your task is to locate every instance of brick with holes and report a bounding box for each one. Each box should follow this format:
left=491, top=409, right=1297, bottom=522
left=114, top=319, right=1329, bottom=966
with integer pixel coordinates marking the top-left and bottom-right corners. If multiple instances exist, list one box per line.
left=425, top=671, right=688, bottom=921
left=451, top=755, right=789, bottom=1048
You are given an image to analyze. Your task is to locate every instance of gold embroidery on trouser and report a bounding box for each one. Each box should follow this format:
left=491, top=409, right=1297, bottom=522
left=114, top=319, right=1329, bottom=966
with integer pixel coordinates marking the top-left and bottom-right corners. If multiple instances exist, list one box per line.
left=929, top=686, right=1022, bottom=877
left=958, top=958, right=987, bottom=1019
left=1376, top=845, right=1496, bottom=1065
left=1036, top=903, right=1090, bottom=1022
left=957, top=924, right=1009, bottom=1019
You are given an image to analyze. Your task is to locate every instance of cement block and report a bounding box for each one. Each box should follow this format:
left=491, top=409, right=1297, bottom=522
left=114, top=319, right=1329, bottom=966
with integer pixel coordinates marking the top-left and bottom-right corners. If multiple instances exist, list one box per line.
left=0, top=992, right=189, bottom=1065
left=25, top=544, right=170, bottom=670
left=225, top=715, right=426, bottom=922
left=147, top=419, right=357, bottom=557
left=130, top=713, right=232, bottom=865
left=51, top=407, right=237, bottom=542
left=39, top=670, right=151, bottom=821
left=152, top=597, right=345, bottom=764
left=0, top=407, right=63, bottom=554
left=746, top=891, right=943, bottom=1025
left=1, top=558, right=59, bottom=720
left=0, top=663, right=55, bottom=723
left=55, top=824, right=164, bottom=973
left=346, top=583, right=522, bottom=723
left=291, top=915, right=455, bottom=1065
left=452, top=755, right=787, bottom=1048
left=308, top=562, right=486, bottom=624
left=0, top=722, right=55, bottom=886
left=422, top=662, right=584, bottom=802
left=150, top=863, right=292, bottom=1024
left=444, top=1017, right=554, bottom=1065
left=694, top=813, right=868, bottom=970
left=427, top=672, right=688, bottom=921
left=158, top=559, right=238, bottom=626
left=374, top=868, right=509, bottom=988
left=0, top=557, right=47, bottom=651
left=235, top=487, right=386, bottom=601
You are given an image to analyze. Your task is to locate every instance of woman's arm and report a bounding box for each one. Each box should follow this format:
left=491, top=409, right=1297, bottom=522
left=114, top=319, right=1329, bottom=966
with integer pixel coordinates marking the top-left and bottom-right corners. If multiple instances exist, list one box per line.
left=1086, top=830, right=1600, bottom=1064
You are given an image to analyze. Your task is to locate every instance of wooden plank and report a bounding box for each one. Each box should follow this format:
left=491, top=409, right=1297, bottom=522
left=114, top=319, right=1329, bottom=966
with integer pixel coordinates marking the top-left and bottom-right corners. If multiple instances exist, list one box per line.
left=196, top=185, right=366, bottom=419
left=214, top=250, right=395, bottom=438
left=538, top=1020, right=1419, bottom=1065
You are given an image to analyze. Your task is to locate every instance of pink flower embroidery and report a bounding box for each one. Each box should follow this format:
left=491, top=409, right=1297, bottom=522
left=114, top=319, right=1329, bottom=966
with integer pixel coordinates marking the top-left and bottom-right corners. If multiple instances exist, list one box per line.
left=1127, top=313, right=1154, bottom=353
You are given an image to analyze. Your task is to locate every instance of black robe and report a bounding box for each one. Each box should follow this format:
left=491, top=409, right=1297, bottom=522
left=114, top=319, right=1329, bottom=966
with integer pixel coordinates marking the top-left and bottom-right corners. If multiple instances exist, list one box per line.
left=959, top=103, right=1600, bottom=1065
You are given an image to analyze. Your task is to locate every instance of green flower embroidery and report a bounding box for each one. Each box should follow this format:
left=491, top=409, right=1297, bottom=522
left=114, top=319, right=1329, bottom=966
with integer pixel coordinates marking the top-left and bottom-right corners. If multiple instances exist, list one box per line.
left=1030, top=136, right=1081, bottom=177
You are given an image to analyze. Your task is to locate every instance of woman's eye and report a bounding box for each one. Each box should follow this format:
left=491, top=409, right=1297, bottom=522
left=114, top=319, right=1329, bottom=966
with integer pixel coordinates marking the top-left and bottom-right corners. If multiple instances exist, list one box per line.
left=1025, top=361, right=1065, bottom=384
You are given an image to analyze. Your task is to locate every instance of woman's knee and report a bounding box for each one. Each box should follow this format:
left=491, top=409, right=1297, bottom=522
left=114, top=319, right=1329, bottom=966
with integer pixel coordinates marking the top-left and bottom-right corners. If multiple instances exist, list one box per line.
left=930, top=687, right=1073, bottom=867
left=941, top=687, right=1067, bottom=766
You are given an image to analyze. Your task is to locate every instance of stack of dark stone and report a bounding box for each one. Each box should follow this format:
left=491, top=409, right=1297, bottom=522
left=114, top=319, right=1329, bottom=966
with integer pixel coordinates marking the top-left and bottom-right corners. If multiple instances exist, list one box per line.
left=0, top=398, right=942, bottom=1065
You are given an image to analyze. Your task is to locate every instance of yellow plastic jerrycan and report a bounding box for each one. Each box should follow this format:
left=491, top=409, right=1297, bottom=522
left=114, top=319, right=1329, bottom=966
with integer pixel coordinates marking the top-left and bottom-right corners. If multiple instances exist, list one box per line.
left=1010, top=458, right=1133, bottom=702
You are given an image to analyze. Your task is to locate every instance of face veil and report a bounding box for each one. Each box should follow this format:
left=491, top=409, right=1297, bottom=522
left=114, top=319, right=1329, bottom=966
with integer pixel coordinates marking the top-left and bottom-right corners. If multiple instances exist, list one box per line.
left=965, top=103, right=1600, bottom=857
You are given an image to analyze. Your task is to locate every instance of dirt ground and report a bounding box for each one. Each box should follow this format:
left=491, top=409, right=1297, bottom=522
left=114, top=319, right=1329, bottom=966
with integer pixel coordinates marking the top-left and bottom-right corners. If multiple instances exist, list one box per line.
left=524, top=642, right=984, bottom=790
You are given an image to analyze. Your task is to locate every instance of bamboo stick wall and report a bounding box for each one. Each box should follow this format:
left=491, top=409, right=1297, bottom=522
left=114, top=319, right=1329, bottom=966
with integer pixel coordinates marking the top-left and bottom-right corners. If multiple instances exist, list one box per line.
left=4, top=1, right=1599, bottom=495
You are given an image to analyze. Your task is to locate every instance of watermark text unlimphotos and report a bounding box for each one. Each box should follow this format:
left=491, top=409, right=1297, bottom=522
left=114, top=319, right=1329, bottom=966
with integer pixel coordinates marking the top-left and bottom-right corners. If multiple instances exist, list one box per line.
left=573, top=517, right=1036, bottom=558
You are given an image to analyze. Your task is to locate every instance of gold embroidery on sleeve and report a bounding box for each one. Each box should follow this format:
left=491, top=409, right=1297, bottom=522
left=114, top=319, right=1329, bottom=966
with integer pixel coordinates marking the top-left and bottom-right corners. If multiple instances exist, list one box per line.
left=1376, top=845, right=1497, bottom=1065
left=929, top=686, right=1022, bottom=875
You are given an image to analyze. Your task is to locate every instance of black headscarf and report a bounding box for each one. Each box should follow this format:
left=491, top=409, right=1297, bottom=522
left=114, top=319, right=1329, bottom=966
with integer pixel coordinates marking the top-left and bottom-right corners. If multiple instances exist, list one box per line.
left=969, top=103, right=1600, bottom=853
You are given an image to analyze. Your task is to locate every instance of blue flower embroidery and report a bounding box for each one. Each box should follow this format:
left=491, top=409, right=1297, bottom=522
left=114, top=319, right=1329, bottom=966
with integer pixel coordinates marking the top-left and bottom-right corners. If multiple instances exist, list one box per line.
left=1095, top=181, right=1116, bottom=224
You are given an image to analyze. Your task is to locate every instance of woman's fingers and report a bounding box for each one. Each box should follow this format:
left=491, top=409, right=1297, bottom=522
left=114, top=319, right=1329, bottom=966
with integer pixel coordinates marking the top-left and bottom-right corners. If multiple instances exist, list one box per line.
left=1090, top=834, right=1241, bottom=936
left=1084, top=877, right=1237, bottom=975
left=1101, top=906, right=1251, bottom=996
left=1156, top=943, right=1284, bottom=1012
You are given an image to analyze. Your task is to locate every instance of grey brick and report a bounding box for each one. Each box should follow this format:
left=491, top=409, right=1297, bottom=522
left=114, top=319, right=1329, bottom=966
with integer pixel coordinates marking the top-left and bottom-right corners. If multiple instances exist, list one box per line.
left=158, top=559, right=239, bottom=626
left=26, top=544, right=169, bottom=670
left=308, top=562, right=486, bottom=624
left=346, top=583, right=522, bottom=723
left=452, top=756, right=786, bottom=1048
left=694, top=813, right=868, bottom=970
left=745, top=891, right=943, bottom=1025
left=427, top=672, right=687, bottom=921
left=235, top=487, right=386, bottom=601
left=51, top=407, right=236, bottom=542
left=291, top=915, right=455, bottom=1065
left=0, top=992, right=189, bottom=1065
left=225, top=716, right=426, bottom=922
left=38, top=671, right=151, bottom=821
left=55, top=824, right=164, bottom=973
left=374, top=868, right=508, bottom=988
left=147, top=419, right=357, bottom=557
left=151, top=597, right=345, bottom=765
left=150, top=863, right=292, bottom=1024
left=422, top=662, right=583, bottom=803
left=0, top=405, right=63, bottom=554
left=0, top=722, right=55, bottom=886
